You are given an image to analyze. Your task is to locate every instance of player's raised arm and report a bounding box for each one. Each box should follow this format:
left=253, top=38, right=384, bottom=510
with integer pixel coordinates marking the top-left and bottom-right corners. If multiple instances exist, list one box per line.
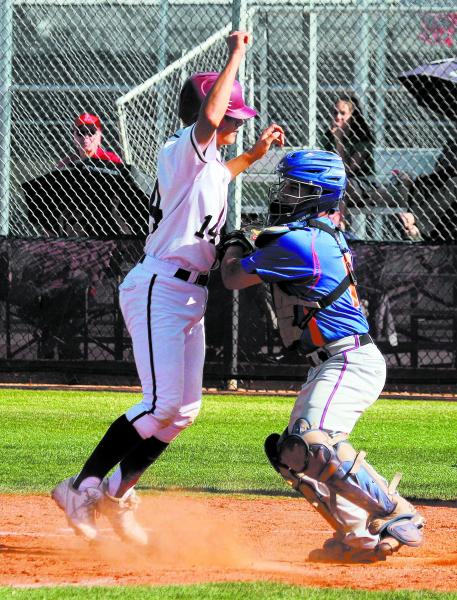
left=225, top=123, right=285, bottom=180
left=194, top=31, right=250, bottom=149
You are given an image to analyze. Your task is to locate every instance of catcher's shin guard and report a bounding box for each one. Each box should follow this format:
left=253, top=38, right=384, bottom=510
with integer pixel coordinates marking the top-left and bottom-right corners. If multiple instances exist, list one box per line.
left=275, top=419, right=424, bottom=548
left=264, top=432, right=343, bottom=532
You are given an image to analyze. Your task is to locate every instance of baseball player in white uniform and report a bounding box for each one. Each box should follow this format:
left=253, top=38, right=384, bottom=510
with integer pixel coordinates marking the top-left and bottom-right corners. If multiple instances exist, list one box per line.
left=51, top=31, right=284, bottom=544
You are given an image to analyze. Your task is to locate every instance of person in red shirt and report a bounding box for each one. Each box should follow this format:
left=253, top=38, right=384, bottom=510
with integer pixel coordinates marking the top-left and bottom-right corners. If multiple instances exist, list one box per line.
left=56, top=113, right=122, bottom=168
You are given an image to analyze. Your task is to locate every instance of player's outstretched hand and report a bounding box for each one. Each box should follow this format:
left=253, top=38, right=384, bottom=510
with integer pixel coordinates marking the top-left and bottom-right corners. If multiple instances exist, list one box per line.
left=227, top=31, right=251, bottom=57
left=248, top=124, right=285, bottom=162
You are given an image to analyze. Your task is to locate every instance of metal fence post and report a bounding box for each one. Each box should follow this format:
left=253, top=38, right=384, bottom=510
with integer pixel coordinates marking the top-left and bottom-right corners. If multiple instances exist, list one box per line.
left=353, top=0, right=371, bottom=110
left=156, top=0, right=170, bottom=148
left=258, top=11, right=269, bottom=133
left=0, top=0, right=13, bottom=236
left=374, top=10, right=387, bottom=148
left=307, top=2, right=318, bottom=147
left=226, top=0, right=248, bottom=390
left=245, top=9, right=256, bottom=146
left=158, top=0, right=169, bottom=72
left=228, top=0, right=248, bottom=231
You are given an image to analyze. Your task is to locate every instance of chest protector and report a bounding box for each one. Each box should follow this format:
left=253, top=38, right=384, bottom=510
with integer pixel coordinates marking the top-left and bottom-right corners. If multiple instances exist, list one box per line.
left=256, top=220, right=357, bottom=351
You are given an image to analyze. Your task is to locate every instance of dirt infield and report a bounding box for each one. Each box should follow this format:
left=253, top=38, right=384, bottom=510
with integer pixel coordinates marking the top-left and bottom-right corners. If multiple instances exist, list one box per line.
left=1, top=493, right=456, bottom=591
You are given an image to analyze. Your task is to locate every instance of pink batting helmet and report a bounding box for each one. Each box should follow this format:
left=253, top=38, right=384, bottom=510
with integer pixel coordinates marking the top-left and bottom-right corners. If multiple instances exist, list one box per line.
left=190, top=71, right=257, bottom=119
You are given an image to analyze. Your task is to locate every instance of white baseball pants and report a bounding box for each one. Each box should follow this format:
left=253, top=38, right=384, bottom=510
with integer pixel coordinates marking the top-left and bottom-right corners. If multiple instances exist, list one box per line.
left=119, top=258, right=207, bottom=443
left=290, top=336, right=387, bottom=434
left=290, top=336, right=387, bottom=549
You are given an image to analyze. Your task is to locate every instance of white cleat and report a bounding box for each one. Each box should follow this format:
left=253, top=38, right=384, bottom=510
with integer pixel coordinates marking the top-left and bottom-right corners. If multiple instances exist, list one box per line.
left=98, top=479, right=148, bottom=546
left=51, top=476, right=102, bottom=541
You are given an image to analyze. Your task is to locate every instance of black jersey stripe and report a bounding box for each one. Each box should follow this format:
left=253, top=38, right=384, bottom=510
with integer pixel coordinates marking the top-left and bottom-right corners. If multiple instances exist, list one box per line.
left=190, top=124, right=207, bottom=163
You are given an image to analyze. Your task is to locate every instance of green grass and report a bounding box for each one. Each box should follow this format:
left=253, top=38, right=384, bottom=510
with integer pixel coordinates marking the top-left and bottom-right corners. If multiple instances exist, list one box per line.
left=0, top=389, right=456, bottom=499
left=1, top=584, right=457, bottom=600
left=1, top=390, right=456, bottom=599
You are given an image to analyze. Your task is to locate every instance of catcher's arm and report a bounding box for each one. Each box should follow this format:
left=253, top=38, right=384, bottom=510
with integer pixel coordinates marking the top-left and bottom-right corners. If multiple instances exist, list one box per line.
left=220, top=245, right=262, bottom=290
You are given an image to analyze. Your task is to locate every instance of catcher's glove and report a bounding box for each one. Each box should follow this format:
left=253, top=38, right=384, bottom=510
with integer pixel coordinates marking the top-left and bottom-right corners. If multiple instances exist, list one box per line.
left=217, top=229, right=255, bottom=261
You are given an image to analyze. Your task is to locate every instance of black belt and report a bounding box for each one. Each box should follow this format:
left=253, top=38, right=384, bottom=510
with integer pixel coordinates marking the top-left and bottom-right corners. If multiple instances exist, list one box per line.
left=138, top=255, right=209, bottom=287
left=315, top=333, right=373, bottom=364
left=174, top=268, right=209, bottom=287
left=357, top=332, right=373, bottom=346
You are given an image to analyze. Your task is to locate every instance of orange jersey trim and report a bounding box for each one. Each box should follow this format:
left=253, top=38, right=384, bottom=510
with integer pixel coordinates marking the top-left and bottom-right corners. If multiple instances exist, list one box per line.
left=305, top=310, right=326, bottom=347
left=341, top=255, right=360, bottom=308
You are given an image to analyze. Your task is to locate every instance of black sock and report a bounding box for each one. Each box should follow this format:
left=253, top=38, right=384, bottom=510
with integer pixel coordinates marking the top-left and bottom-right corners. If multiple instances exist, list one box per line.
left=115, top=436, right=169, bottom=497
left=73, top=414, right=143, bottom=489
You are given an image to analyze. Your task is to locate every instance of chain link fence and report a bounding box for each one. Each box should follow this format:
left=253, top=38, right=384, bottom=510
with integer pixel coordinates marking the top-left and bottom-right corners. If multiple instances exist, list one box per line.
left=0, top=0, right=456, bottom=385
left=1, top=239, right=455, bottom=385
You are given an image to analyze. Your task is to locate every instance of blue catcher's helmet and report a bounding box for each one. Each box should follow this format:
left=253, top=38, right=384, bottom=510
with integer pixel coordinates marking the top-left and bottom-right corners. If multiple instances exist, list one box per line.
left=267, top=149, right=347, bottom=225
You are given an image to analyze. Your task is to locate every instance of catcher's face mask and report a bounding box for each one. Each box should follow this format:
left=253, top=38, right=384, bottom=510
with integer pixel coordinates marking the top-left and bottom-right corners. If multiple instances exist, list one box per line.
left=267, top=176, right=322, bottom=226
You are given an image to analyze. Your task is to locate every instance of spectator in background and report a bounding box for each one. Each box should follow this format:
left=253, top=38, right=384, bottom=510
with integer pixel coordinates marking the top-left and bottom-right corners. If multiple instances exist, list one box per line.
left=20, top=112, right=149, bottom=361
left=323, top=94, right=375, bottom=236
left=324, top=94, right=375, bottom=184
left=397, top=211, right=422, bottom=241
left=35, top=111, right=149, bottom=237
left=392, top=140, right=457, bottom=241
left=23, top=110, right=149, bottom=238
left=56, top=113, right=122, bottom=169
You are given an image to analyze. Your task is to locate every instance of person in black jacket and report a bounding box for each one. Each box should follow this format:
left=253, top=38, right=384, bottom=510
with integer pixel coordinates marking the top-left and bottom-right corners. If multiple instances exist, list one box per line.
left=394, top=141, right=457, bottom=241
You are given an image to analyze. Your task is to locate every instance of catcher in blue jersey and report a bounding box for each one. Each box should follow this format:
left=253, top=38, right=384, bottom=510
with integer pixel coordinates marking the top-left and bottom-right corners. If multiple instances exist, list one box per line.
left=220, top=149, right=425, bottom=563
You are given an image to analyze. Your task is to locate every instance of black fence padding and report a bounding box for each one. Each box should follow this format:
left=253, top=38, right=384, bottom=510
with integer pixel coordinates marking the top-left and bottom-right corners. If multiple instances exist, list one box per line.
left=0, top=238, right=456, bottom=386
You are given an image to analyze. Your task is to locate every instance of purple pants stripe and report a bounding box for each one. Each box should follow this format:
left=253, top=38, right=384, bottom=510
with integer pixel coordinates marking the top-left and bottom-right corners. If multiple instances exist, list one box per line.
left=319, top=335, right=360, bottom=429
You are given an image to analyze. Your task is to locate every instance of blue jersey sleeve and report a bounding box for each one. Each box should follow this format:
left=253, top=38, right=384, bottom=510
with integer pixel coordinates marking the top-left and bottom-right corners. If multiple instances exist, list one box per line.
left=240, top=232, right=316, bottom=284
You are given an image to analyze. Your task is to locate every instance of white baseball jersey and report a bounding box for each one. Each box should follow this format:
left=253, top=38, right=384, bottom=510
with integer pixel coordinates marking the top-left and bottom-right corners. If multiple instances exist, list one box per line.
left=144, top=125, right=231, bottom=272
left=119, top=123, right=232, bottom=445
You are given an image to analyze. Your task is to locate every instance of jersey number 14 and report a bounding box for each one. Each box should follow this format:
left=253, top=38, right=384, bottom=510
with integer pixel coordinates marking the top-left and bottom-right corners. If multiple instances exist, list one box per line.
left=195, top=214, right=218, bottom=244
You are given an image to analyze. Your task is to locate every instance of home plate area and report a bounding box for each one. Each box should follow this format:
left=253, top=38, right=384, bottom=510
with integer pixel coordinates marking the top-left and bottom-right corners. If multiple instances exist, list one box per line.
left=1, top=493, right=456, bottom=591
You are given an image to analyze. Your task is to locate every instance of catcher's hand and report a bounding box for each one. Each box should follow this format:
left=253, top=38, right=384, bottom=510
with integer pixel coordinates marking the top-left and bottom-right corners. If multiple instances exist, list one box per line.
left=217, top=229, right=255, bottom=261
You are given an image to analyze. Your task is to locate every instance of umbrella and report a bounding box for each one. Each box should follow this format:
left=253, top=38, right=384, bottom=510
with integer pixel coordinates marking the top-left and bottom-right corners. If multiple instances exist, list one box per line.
left=398, top=58, right=457, bottom=120
left=22, top=160, right=149, bottom=237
